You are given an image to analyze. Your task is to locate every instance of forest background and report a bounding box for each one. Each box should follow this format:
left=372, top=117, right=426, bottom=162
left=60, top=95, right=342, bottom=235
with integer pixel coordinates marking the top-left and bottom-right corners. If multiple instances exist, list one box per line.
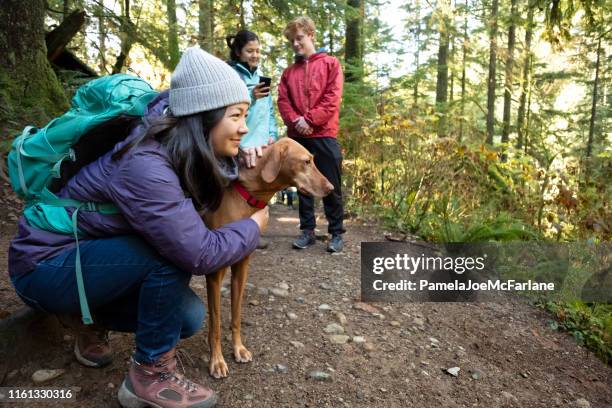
left=0, top=0, right=610, bottom=362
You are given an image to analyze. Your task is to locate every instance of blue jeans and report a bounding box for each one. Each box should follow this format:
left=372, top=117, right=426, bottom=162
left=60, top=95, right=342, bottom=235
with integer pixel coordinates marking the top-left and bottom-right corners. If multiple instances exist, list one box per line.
left=11, top=235, right=206, bottom=364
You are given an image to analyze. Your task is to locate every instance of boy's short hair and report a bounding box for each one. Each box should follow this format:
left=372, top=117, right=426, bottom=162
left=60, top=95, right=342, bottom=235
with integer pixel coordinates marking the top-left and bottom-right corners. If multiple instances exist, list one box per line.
left=283, top=16, right=316, bottom=40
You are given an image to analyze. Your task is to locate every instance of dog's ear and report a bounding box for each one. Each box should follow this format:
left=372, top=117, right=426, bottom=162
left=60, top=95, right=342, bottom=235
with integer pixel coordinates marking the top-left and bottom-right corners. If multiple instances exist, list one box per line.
left=261, top=144, right=288, bottom=183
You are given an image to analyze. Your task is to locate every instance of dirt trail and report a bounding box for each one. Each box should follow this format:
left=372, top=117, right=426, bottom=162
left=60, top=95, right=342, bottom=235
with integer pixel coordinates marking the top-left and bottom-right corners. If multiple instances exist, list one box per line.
left=0, top=198, right=610, bottom=407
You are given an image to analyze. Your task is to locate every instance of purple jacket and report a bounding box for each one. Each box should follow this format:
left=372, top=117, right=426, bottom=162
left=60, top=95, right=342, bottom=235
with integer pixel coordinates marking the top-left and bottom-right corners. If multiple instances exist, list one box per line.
left=8, top=91, right=259, bottom=278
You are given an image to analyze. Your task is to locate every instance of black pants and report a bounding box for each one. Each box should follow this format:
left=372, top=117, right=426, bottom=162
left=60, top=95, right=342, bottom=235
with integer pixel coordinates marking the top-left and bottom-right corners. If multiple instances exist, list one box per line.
left=294, top=137, right=345, bottom=235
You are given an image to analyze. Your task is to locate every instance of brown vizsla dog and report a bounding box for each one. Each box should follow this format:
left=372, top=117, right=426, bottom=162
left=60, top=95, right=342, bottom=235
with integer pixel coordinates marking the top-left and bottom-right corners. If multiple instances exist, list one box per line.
left=201, top=137, right=334, bottom=378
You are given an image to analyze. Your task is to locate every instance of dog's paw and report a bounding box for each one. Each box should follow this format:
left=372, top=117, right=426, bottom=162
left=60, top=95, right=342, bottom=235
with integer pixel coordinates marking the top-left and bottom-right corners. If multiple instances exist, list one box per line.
left=209, top=358, right=229, bottom=379
left=233, top=344, right=253, bottom=363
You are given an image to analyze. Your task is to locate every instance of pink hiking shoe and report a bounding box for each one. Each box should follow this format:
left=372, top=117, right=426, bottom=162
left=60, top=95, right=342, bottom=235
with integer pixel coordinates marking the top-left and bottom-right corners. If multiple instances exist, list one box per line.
left=118, top=348, right=218, bottom=408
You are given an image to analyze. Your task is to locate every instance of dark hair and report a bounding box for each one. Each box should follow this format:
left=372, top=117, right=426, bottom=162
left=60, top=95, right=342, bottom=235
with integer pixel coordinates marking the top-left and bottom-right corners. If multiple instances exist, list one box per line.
left=112, top=108, right=229, bottom=212
left=226, top=30, right=259, bottom=62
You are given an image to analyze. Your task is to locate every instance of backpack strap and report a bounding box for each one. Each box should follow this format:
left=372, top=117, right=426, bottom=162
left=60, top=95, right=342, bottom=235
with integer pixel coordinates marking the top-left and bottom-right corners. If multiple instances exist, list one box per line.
left=37, top=188, right=121, bottom=325
left=71, top=203, right=92, bottom=324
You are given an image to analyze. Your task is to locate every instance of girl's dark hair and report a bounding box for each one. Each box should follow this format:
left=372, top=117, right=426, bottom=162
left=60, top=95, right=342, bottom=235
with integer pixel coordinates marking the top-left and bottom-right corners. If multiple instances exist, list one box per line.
left=112, top=108, right=228, bottom=212
left=226, top=30, right=259, bottom=62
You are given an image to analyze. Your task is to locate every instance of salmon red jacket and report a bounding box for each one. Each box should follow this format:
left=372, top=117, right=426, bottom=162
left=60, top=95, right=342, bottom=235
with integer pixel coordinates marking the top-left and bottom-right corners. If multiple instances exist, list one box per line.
left=277, top=50, right=343, bottom=139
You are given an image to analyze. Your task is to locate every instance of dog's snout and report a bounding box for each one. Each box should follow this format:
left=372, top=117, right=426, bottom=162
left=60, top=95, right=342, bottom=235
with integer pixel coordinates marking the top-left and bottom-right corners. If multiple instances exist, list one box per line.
left=325, top=181, right=334, bottom=194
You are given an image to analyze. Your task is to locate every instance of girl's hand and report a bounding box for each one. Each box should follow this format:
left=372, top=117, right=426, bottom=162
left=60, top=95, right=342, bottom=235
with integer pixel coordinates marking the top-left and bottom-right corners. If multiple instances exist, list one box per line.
left=250, top=206, right=269, bottom=233
left=253, top=83, right=270, bottom=100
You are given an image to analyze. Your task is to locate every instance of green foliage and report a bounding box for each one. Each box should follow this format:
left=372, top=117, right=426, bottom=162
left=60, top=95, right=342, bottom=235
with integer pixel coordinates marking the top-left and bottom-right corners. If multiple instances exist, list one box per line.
left=544, top=301, right=612, bottom=364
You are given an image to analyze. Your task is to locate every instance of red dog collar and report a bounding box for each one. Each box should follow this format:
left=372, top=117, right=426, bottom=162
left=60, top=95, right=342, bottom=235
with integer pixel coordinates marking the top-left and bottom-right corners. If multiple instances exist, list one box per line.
left=232, top=181, right=268, bottom=209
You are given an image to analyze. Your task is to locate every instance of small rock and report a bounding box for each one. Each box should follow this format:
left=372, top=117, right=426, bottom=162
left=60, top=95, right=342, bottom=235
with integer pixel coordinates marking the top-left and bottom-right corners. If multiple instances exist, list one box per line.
left=335, top=312, right=347, bottom=325
left=32, top=369, right=65, bottom=384
left=63, top=334, right=72, bottom=342
left=574, top=398, right=591, bottom=408
left=390, top=321, right=401, bottom=327
left=329, top=335, right=350, bottom=344
left=445, top=367, right=460, bottom=377
left=277, top=282, right=290, bottom=291
left=220, top=287, right=230, bottom=297
left=244, top=394, right=254, bottom=400
left=352, top=336, right=366, bottom=344
left=521, top=372, right=529, bottom=378
left=273, top=364, right=288, bottom=374
left=318, top=304, right=332, bottom=311
left=363, top=343, right=375, bottom=352
left=353, top=302, right=379, bottom=314
left=371, top=312, right=385, bottom=319
left=290, top=341, right=305, bottom=348
left=246, top=283, right=255, bottom=289
left=191, top=283, right=205, bottom=290
left=308, top=370, right=332, bottom=381
left=470, top=369, right=484, bottom=380
left=249, top=299, right=259, bottom=306
left=257, top=288, right=269, bottom=296
left=324, top=323, right=345, bottom=334
left=286, top=312, right=298, bottom=320
left=295, top=297, right=305, bottom=304
left=319, top=282, right=332, bottom=290
left=107, top=382, right=115, bottom=389
left=412, top=317, right=425, bottom=326
left=7, top=370, right=18, bottom=379
left=501, top=391, right=518, bottom=403
left=72, top=386, right=82, bottom=393
left=270, top=288, right=289, bottom=297
left=428, top=337, right=439, bottom=344
left=420, top=361, right=430, bottom=366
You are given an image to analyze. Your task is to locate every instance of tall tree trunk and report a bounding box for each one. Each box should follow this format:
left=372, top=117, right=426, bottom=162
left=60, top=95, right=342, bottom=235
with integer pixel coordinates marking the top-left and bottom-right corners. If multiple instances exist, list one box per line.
left=459, top=0, right=468, bottom=141
left=112, top=0, right=135, bottom=74
left=167, top=0, right=180, bottom=69
left=524, top=57, right=533, bottom=154
left=501, top=0, right=518, bottom=160
left=435, top=0, right=452, bottom=138
left=413, top=0, right=422, bottom=106
left=63, top=0, right=71, bottom=21
left=97, top=3, right=107, bottom=74
left=485, top=0, right=499, bottom=145
left=586, top=36, right=602, bottom=159
left=449, top=34, right=455, bottom=103
left=345, top=0, right=364, bottom=82
left=198, top=0, right=214, bottom=52
left=516, top=3, right=534, bottom=150
left=0, top=0, right=69, bottom=135
left=239, top=0, right=246, bottom=30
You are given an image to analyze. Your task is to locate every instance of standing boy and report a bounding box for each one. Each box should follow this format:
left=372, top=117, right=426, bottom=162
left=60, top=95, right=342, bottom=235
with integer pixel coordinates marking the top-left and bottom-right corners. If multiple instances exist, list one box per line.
left=277, top=16, right=345, bottom=253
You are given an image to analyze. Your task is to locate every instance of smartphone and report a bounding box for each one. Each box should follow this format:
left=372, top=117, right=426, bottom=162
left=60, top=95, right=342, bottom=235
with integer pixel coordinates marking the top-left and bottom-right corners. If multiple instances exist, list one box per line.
left=259, top=76, right=272, bottom=88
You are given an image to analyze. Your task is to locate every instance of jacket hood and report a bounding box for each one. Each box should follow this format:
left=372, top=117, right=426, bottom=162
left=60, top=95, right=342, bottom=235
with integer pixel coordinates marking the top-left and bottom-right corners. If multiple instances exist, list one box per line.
left=294, top=47, right=329, bottom=63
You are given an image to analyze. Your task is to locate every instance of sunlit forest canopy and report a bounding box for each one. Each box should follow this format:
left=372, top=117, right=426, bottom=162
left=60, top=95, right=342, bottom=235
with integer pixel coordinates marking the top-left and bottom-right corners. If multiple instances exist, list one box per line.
left=0, top=0, right=609, bottom=244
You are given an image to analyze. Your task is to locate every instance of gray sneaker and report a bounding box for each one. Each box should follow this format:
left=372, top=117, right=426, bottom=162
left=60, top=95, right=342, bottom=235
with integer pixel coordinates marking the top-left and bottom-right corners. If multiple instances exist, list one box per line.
left=327, top=234, right=343, bottom=253
left=292, top=230, right=316, bottom=249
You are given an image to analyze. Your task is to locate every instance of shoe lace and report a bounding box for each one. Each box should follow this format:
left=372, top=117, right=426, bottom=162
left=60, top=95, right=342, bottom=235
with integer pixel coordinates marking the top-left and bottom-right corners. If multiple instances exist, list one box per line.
left=158, top=349, right=198, bottom=393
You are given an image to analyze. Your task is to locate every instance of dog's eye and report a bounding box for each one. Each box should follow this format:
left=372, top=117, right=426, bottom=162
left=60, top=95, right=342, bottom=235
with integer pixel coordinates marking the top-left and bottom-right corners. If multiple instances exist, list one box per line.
left=305, top=159, right=311, bottom=165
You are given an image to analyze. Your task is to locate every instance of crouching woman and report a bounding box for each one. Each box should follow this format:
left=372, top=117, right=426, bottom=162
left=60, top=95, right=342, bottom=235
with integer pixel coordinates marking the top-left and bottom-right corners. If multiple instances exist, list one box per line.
left=8, top=47, right=267, bottom=408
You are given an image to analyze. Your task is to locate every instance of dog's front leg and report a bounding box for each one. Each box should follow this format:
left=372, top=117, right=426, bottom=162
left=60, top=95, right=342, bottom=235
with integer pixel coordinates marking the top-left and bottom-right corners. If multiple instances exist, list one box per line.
left=231, top=256, right=252, bottom=363
left=206, top=268, right=229, bottom=378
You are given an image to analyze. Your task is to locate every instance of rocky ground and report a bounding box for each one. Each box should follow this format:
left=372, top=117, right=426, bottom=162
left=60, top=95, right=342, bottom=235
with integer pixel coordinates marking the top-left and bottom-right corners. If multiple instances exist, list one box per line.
left=0, top=179, right=610, bottom=407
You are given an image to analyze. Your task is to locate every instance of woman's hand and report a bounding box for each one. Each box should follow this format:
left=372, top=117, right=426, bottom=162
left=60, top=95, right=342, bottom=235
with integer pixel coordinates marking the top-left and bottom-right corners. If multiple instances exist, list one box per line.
left=250, top=206, right=269, bottom=233
left=239, top=138, right=275, bottom=168
left=252, top=83, right=270, bottom=100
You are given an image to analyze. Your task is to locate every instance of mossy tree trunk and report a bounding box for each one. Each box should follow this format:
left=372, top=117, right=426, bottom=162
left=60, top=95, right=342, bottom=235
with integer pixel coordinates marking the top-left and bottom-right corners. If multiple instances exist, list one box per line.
left=0, top=0, right=69, bottom=138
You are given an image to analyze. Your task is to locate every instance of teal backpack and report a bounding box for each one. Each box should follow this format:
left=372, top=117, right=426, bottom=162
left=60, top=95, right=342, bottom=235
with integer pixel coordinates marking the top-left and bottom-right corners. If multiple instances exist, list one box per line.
left=7, top=74, right=159, bottom=324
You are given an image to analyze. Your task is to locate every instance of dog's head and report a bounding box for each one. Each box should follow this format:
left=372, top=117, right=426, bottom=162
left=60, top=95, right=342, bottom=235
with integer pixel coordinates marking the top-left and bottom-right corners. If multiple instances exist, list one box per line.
left=257, top=138, right=334, bottom=198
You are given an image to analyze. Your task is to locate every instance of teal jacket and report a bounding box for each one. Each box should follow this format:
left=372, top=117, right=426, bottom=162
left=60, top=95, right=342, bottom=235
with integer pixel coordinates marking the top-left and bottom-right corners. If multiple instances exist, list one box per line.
left=230, top=61, right=278, bottom=148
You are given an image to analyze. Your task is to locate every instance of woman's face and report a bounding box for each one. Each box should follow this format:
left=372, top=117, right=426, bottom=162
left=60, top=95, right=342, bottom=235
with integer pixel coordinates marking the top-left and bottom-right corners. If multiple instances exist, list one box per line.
left=209, top=103, right=249, bottom=157
left=238, top=40, right=261, bottom=69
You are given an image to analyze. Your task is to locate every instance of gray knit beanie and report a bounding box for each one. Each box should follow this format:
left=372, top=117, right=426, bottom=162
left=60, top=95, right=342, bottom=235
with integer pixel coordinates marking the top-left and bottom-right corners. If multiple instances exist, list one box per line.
left=169, top=47, right=250, bottom=117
